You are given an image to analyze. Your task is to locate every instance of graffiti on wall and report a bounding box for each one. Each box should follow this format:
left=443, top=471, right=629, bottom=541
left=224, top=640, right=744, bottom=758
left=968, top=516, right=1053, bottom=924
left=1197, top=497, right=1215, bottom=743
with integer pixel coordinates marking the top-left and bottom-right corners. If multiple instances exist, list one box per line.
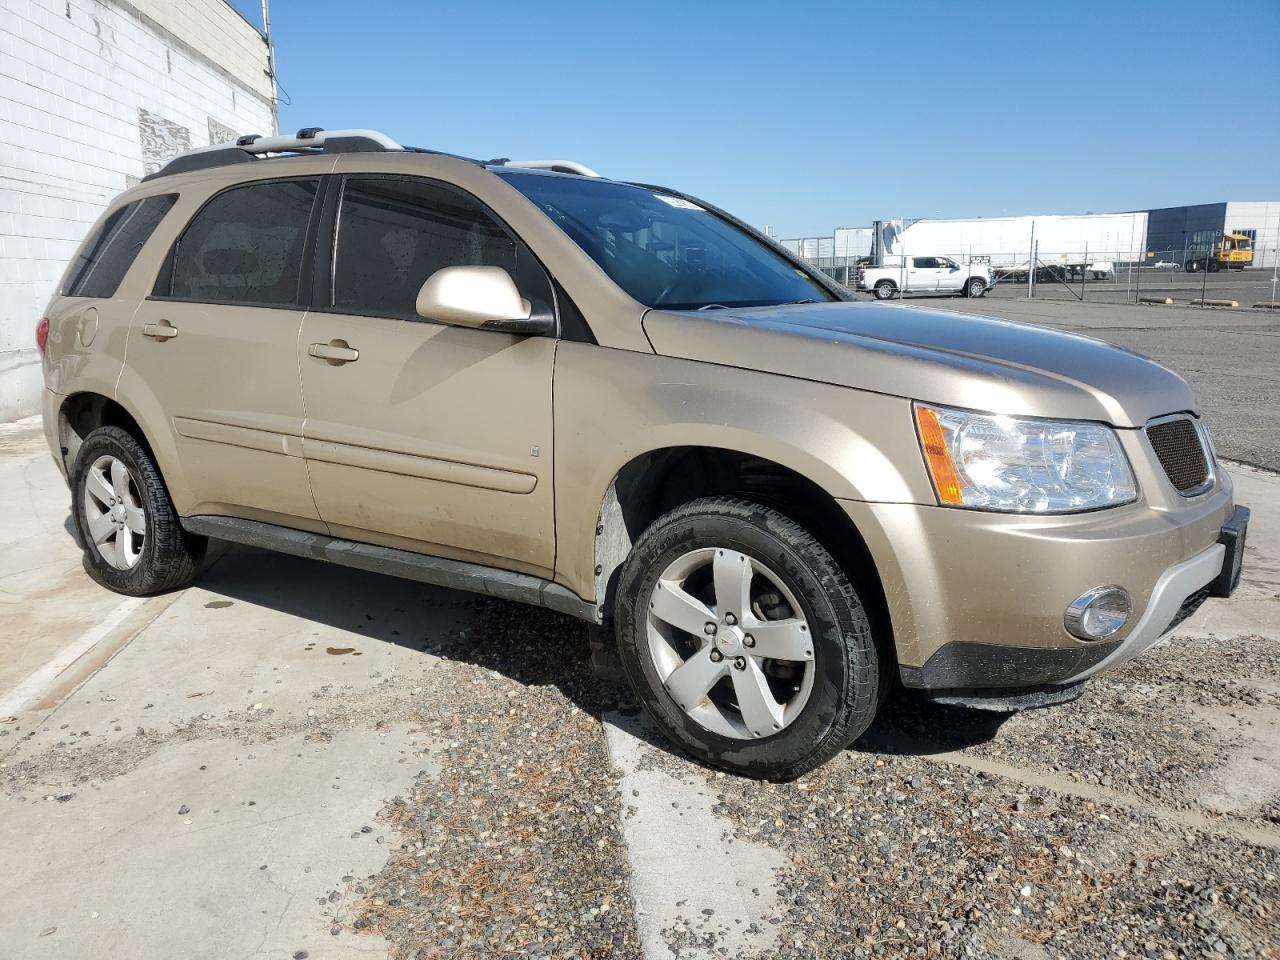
left=138, top=108, right=191, bottom=175
left=208, top=117, right=238, bottom=147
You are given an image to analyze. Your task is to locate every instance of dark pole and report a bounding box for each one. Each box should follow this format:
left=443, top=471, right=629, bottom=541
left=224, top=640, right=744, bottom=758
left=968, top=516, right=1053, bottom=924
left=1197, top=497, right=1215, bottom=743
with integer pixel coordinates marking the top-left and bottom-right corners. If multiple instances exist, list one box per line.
left=1134, top=243, right=1141, bottom=302
left=1200, top=232, right=1212, bottom=306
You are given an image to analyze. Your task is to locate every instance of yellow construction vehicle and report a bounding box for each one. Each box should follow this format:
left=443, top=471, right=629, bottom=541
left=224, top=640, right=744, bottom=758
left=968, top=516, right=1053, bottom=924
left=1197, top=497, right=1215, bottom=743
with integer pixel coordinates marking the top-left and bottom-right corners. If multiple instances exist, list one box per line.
left=1185, top=233, right=1254, bottom=272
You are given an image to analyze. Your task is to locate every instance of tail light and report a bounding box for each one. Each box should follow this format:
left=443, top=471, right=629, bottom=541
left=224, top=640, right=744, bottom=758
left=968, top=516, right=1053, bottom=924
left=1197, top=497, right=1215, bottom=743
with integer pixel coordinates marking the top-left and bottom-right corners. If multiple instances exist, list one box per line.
left=36, top=317, right=50, bottom=354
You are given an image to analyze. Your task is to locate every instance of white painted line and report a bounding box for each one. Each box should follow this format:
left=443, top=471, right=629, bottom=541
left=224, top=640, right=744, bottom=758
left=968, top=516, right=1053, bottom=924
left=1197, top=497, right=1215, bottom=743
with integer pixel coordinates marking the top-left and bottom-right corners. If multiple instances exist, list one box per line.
left=0, top=596, right=146, bottom=717
left=603, top=711, right=783, bottom=960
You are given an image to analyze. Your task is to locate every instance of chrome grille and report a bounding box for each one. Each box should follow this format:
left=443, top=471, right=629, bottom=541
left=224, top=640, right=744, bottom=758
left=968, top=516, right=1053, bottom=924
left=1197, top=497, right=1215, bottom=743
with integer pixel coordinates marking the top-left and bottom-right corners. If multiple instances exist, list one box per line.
left=1146, top=416, right=1210, bottom=494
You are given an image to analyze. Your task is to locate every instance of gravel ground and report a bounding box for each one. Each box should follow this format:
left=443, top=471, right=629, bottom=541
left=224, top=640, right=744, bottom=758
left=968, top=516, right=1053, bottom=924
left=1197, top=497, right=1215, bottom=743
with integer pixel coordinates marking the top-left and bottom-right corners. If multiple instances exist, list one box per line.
left=631, top=703, right=1279, bottom=959
left=5, top=591, right=1277, bottom=959
left=872, top=631, right=1280, bottom=814
left=0, top=579, right=644, bottom=960
left=339, top=601, right=642, bottom=960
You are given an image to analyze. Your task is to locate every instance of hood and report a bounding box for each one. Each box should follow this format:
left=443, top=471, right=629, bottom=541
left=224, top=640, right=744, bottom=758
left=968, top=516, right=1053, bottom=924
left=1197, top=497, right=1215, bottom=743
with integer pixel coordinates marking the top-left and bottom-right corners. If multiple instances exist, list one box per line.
left=641, top=302, right=1194, bottom=428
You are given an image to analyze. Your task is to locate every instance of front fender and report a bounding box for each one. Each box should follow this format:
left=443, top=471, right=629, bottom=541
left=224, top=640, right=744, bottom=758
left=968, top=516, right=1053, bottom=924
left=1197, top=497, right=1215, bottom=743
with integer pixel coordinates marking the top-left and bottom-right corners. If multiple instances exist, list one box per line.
left=551, top=342, right=933, bottom=601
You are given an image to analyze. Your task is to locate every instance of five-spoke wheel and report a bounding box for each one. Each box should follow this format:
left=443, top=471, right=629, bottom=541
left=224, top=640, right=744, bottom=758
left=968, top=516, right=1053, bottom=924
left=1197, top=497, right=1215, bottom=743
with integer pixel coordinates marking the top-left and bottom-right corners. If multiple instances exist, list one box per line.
left=616, top=497, right=882, bottom=780
left=82, top=454, right=146, bottom=570
left=71, top=425, right=205, bottom=595
left=648, top=547, right=815, bottom=739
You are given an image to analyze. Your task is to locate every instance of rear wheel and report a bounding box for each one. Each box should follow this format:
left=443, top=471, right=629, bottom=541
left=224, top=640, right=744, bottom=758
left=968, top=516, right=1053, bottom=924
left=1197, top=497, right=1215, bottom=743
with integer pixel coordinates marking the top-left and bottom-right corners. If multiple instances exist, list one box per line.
left=71, top=426, right=205, bottom=595
left=1207, top=259, right=1221, bottom=273
left=874, top=280, right=897, bottom=300
left=615, top=497, right=881, bottom=780
left=1185, top=259, right=1200, bottom=273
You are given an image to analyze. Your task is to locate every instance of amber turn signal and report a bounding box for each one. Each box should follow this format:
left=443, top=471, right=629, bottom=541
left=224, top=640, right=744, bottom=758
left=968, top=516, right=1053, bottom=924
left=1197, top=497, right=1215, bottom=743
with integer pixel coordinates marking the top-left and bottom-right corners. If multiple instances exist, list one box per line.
left=914, top=404, right=966, bottom=505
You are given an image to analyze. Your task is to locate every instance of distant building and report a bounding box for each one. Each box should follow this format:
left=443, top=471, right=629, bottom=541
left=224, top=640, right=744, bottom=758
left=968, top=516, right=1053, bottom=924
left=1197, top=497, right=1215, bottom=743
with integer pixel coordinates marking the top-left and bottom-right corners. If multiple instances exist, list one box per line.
left=1145, top=202, right=1280, bottom=268
left=0, top=0, right=275, bottom=420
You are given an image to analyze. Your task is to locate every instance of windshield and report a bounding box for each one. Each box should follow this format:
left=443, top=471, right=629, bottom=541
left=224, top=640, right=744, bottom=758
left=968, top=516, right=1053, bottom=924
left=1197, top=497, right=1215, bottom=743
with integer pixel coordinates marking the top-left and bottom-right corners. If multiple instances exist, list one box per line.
left=499, top=172, right=834, bottom=311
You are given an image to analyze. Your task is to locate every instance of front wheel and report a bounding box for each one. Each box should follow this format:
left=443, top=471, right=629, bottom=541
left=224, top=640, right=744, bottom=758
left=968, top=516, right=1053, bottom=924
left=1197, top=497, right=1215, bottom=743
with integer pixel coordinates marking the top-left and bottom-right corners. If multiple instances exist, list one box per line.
left=71, top=426, right=206, bottom=595
left=873, top=280, right=897, bottom=300
left=615, top=497, right=881, bottom=780
left=965, top=278, right=986, bottom=298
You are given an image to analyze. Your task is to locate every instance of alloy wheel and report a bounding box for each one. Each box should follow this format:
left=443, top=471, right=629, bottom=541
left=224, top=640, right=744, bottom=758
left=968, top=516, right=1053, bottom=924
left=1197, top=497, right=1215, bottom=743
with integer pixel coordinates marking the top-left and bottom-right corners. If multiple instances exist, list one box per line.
left=646, top=547, right=815, bottom=739
left=83, top=454, right=146, bottom=570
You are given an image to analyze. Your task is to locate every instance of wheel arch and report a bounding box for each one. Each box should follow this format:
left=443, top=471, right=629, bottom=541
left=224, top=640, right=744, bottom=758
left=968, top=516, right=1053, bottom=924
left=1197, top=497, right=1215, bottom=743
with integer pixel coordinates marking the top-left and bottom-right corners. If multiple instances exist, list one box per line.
left=58, top=391, right=155, bottom=474
left=591, top=445, right=894, bottom=668
left=57, top=390, right=189, bottom=511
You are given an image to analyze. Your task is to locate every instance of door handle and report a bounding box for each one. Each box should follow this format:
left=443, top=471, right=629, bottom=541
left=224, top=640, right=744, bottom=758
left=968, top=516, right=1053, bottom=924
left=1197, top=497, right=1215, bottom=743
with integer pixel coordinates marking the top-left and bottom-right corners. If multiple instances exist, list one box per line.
left=142, top=320, right=179, bottom=341
left=308, top=339, right=360, bottom=365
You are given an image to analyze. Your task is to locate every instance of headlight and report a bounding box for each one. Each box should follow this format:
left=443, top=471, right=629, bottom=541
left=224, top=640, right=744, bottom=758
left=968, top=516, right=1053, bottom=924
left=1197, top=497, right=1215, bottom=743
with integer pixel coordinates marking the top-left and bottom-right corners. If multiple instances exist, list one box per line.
left=914, top=402, right=1137, bottom=513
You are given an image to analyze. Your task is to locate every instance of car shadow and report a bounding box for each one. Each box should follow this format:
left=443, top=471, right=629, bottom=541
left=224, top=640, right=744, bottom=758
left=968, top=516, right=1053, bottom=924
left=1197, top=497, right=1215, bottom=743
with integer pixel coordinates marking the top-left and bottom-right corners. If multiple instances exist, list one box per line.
left=160, top=539, right=1011, bottom=771
left=190, top=541, right=637, bottom=706
left=851, top=691, right=1012, bottom=757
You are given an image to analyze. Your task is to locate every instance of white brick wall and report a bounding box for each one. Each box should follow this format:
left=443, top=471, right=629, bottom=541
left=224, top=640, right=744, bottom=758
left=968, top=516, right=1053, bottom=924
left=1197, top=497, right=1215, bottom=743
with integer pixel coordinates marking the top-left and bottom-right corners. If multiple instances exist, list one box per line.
left=0, top=0, right=274, bottom=420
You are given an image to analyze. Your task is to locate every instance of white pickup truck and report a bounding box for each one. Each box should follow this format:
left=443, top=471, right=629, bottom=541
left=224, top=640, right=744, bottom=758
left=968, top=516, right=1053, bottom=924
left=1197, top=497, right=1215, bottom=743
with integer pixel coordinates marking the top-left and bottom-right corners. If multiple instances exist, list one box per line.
left=856, top=256, right=992, bottom=300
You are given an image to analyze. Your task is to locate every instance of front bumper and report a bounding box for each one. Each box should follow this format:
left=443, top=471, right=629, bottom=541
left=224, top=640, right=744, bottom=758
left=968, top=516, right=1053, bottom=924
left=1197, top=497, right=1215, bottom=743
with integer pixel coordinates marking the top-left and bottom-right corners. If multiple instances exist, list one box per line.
left=840, top=485, right=1242, bottom=691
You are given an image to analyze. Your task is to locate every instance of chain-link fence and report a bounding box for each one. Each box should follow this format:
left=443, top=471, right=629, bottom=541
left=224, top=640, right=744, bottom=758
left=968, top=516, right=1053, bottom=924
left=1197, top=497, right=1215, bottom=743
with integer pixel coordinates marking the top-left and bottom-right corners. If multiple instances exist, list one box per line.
left=785, top=229, right=1280, bottom=308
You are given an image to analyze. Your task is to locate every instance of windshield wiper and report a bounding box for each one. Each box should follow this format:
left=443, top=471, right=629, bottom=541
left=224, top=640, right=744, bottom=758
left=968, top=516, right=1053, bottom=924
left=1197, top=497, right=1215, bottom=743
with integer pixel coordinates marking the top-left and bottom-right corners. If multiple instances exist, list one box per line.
left=780, top=298, right=821, bottom=305
left=695, top=303, right=730, bottom=311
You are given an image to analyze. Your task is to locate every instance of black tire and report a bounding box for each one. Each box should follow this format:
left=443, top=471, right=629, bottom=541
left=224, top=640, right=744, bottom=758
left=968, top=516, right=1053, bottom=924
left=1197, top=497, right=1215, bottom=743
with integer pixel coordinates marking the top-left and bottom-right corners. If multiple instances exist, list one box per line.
left=70, top=426, right=206, bottom=595
left=615, top=497, right=881, bottom=780
left=873, top=280, right=896, bottom=300
left=1185, top=260, right=1199, bottom=273
left=965, top=278, right=986, bottom=298
left=1207, top=259, right=1220, bottom=273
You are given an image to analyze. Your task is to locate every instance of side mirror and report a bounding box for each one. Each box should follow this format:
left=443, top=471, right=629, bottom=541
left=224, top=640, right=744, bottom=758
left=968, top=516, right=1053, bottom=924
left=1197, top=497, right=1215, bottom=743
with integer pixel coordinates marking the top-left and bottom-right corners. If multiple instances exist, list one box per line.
left=415, top=265, right=553, bottom=335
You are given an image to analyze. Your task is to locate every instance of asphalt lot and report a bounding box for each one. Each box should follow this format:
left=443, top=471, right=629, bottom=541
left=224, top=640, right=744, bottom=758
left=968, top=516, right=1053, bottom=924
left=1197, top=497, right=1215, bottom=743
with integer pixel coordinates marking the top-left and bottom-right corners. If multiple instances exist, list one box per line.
left=2, top=392, right=1279, bottom=956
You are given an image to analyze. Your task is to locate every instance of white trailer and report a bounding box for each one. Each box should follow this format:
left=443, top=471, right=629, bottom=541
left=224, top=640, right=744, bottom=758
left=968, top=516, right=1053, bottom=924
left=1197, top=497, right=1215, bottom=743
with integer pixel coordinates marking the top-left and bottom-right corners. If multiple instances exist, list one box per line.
left=887, top=213, right=1148, bottom=280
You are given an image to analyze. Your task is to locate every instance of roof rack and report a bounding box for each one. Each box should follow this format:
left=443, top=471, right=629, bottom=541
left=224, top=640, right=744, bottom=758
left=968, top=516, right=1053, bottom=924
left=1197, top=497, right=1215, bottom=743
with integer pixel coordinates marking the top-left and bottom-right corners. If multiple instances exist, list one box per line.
left=144, top=127, right=405, bottom=181
left=144, top=127, right=601, bottom=182
left=494, top=159, right=603, bottom=178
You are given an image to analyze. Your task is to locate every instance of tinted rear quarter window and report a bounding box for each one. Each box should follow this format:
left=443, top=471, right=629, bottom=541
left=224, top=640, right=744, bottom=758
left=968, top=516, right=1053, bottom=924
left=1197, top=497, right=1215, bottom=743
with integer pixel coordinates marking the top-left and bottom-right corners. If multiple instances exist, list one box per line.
left=331, top=177, right=552, bottom=321
left=165, top=179, right=319, bottom=306
left=63, top=194, right=177, bottom=298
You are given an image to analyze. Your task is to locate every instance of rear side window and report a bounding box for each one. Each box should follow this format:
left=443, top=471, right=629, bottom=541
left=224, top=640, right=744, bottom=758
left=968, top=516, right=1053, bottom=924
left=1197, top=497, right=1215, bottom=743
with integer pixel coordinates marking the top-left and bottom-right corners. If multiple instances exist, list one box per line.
left=164, top=179, right=319, bottom=306
left=63, top=194, right=177, bottom=298
left=331, top=177, right=552, bottom=321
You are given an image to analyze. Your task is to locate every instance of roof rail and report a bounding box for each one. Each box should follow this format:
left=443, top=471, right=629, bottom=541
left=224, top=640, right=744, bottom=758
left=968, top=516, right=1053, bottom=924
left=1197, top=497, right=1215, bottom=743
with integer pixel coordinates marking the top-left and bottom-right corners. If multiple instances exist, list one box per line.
left=501, top=160, right=603, bottom=178
left=144, top=127, right=404, bottom=181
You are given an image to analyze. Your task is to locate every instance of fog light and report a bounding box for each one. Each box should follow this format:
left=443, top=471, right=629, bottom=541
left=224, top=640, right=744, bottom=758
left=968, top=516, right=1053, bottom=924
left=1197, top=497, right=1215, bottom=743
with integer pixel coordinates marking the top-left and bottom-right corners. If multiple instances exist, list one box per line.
left=1064, top=586, right=1132, bottom=641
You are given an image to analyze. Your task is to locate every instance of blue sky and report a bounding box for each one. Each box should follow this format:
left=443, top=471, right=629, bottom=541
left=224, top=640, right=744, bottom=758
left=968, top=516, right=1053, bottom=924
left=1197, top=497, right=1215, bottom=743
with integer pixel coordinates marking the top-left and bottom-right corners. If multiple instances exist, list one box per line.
left=230, top=0, right=1280, bottom=238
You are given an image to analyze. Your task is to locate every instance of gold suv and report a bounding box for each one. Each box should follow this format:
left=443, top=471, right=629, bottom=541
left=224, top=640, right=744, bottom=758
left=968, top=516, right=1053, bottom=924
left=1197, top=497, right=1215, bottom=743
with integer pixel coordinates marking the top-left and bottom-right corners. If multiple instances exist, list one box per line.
left=38, top=129, right=1248, bottom=778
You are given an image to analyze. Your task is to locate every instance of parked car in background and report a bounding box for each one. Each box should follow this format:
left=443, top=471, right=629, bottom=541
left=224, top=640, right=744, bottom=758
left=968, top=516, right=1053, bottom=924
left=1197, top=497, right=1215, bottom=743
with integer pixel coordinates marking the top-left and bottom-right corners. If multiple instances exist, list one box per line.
left=856, top=256, right=991, bottom=300
left=39, top=128, right=1248, bottom=780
